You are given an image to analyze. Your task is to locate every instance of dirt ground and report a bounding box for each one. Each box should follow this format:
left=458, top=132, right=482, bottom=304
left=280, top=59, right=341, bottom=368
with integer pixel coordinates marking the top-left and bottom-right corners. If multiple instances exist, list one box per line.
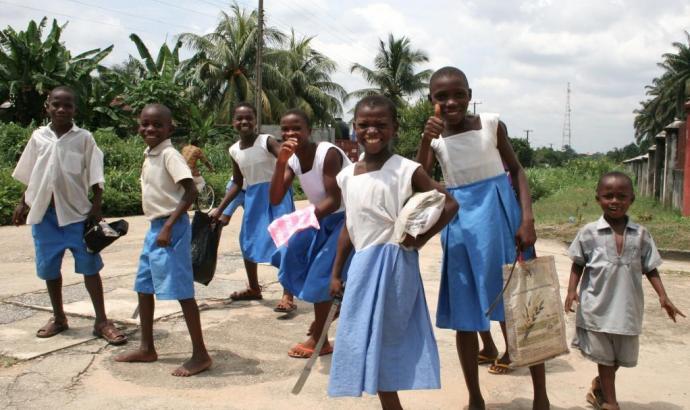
left=1, top=207, right=689, bottom=409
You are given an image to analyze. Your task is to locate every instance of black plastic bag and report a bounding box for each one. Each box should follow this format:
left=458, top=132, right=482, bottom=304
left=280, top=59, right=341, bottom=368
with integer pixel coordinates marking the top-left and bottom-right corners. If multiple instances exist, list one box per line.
left=83, top=219, right=129, bottom=253
left=191, top=211, right=222, bottom=286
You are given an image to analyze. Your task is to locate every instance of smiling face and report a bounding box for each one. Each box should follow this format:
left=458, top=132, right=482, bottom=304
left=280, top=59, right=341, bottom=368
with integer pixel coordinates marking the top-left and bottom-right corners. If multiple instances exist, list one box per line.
left=354, top=104, right=398, bottom=156
left=429, top=74, right=472, bottom=127
left=138, top=105, right=173, bottom=149
left=280, top=113, right=311, bottom=148
left=46, top=89, right=76, bottom=128
left=596, top=175, right=635, bottom=221
left=232, top=106, right=257, bottom=138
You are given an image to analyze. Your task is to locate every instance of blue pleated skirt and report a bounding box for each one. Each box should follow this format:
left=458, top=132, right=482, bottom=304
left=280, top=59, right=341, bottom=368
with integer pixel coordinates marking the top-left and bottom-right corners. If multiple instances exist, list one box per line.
left=240, top=182, right=295, bottom=263
left=328, top=243, right=441, bottom=397
left=436, top=173, right=526, bottom=331
left=272, top=211, right=347, bottom=303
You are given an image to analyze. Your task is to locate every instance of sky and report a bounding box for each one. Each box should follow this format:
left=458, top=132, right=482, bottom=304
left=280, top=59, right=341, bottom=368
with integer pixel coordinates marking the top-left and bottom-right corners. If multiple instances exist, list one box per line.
left=3, top=0, right=690, bottom=153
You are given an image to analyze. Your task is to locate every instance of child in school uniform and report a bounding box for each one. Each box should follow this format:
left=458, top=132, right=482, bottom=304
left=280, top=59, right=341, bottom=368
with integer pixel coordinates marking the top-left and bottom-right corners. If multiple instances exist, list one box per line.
left=565, top=171, right=684, bottom=410
left=328, top=95, right=459, bottom=409
left=269, top=109, right=351, bottom=358
left=210, top=102, right=295, bottom=310
left=115, top=103, right=211, bottom=377
left=416, top=66, right=548, bottom=409
left=12, top=86, right=126, bottom=345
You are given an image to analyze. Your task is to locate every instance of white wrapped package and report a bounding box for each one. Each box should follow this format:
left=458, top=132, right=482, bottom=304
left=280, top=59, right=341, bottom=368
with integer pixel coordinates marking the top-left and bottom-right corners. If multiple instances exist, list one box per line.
left=393, top=189, right=446, bottom=243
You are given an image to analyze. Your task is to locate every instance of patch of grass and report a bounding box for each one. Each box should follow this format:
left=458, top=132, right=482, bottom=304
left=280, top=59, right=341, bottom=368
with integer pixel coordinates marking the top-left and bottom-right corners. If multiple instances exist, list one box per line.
left=534, top=175, right=690, bottom=251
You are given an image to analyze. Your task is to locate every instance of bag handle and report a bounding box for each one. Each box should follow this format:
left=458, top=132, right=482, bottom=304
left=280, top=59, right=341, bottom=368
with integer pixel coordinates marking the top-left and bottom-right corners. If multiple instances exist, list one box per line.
left=485, top=251, right=520, bottom=318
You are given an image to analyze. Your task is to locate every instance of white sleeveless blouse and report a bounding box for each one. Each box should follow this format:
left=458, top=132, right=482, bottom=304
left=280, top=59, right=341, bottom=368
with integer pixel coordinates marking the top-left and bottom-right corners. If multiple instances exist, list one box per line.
left=229, top=134, right=276, bottom=186
left=336, top=155, right=420, bottom=251
left=287, top=142, right=351, bottom=212
left=430, top=113, right=505, bottom=187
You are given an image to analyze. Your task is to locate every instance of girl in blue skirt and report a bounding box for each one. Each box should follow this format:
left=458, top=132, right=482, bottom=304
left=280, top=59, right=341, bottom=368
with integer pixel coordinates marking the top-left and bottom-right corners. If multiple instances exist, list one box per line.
left=417, top=66, right=548, bottom=410
left=328, top=95, right=458, bottom=409
left=210, top=102, right=295, bottom=310
left=269, top=108, right=351, bottom=358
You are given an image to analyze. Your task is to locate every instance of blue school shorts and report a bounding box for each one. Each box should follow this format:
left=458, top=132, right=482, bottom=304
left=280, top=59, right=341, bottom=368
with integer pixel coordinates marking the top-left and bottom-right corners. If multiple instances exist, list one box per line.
left=222, top=180, right=245, bottom=217
left=134, top=214, right=194, bottom=300
left=31, top=207, right=103, bottom=280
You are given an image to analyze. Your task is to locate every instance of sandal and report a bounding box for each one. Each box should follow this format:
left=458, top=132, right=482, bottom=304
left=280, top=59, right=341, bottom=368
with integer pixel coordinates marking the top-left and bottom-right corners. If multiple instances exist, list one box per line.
left=488, top=360, right=512, bottom=375
left=36, top=317, right=69, bottom=338
left=478, top=353, right=498, bottom=365
left=287, top=342, right=334, bottom=359
left=93, top=320, right=128, bottom=345
left=274, top=299, right=297, bottom=313
left=230, top=287, right=263, bottom=301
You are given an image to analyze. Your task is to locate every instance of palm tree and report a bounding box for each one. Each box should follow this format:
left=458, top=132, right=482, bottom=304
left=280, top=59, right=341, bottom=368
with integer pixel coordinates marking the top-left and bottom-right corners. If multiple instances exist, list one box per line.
left=274, top=30, right=346, bottom=124
left=178, top=3, right=287, bottom=121
left=347, top=34, right=432, bottom=107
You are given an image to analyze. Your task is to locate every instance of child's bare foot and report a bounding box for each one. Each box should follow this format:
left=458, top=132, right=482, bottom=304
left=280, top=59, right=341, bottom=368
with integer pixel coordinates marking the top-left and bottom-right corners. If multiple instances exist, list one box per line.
left=36, top=316, right=69, bottom=338
left=172, top=355, right=212, bottom=377
left=114, top=348, right=158, bottom=363
left=468, top=397, right=486, bottom=410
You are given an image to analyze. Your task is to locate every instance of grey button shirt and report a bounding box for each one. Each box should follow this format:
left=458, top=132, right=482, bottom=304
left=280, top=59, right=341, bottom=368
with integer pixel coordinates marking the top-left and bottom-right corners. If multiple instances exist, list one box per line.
left=568, top=216, right=662, bottom=335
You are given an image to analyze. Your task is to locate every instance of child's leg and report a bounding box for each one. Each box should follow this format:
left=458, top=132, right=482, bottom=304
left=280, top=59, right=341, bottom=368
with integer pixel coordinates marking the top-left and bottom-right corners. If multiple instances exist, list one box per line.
left=598, top=364, right=619, bottom=408
left=377, top=391, right=402, bottom=410
left=83, top=273, right=106, bottom=324
left=276, top=288, right=296, bottom=312
left=289, top=301, right=332, bottom=357
left=115, top=293, right=157, bottom=362
left=456, top=331, right=485, bottom=409
left=172, top=298, right=212, bottom=377
left=529, top=363, right=549, bottom=410
left=478, top=330, right=498, bottom=360
left=36, top=277, right=69, bottom=337
left=230, top=258, right=263, bottom=300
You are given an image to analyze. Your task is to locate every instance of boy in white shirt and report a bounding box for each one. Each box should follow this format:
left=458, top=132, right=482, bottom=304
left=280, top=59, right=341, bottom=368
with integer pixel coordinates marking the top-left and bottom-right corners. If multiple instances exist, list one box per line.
left=114, top=103, right=211, bottom=377
left=12, top=86, right=127, bottom=345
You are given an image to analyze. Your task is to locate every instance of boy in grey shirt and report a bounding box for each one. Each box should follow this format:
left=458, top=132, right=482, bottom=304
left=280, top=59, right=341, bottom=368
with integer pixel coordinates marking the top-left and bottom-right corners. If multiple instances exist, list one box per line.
left=565, top=171, right=684, bottom=410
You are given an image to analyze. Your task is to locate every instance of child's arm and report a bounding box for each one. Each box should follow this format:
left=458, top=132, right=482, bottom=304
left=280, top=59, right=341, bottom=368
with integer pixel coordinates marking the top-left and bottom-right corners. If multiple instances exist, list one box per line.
left=564, top=263, right=584, bottom=313
left=314, top=148, right=344, bottom=219
left=645, top=269, right=686, bottom=322
left=266, top=136, right=283, bottom=158
left=157, top=178, right=197, bottom=247
left=210, top=159, right=243, bottom=221
left=269, top=138, right=297, bottom=205
left=401, top=166, right=459, bottom=249
left=330, top=222, right=353, bottom=297
left=87, top=184, right=103, bottom=224
left=415, top=104, right=442, bottom=174
left=496, top=121, right=536, bottom=250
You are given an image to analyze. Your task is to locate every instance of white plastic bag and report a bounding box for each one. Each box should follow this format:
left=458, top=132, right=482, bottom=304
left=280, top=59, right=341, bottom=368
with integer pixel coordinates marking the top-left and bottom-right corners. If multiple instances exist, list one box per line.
left=394, top=189, right=445, bottom=243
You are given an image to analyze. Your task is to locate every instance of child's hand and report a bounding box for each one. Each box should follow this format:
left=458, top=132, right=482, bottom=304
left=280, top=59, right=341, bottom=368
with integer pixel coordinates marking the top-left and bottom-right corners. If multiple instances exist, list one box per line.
left=659, top=296, right=686, bottom=322
left=219, top=214, right=230, bottom=226
left=12, top=202, right=28, bottom=226
left=330, top=277, right=344, bottom=298
left=277, top=138, right=298, bottom=163
left=515, top=220, right=537, bottom=250
left=400, top=233, right=428, bottom=250
left=209, top=208, right=221, bottom=223
left=156, top=225, right=173, bottom=247
left=564, top=291, right=578, bottom=313
left=422, top=104, right=444, bottom=141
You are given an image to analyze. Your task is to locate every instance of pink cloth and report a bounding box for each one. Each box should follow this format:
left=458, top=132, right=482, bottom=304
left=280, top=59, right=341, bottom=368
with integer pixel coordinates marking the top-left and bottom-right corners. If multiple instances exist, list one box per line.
left=268, top=204, right=320, bottom=247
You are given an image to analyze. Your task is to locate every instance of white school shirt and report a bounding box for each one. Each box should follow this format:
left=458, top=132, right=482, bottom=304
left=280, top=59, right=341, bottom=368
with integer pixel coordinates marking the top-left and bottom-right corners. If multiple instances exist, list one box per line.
left=336, top=155, right=420, bottom=251
left=12, top=124, right=104, bottom=226
left=141, top=139, right=193, bottom=220
left=228, top=134, right=276, bottom=186
left=287, top=142, right=351, bottom=212
left=430, top=113, right=505, bottom=187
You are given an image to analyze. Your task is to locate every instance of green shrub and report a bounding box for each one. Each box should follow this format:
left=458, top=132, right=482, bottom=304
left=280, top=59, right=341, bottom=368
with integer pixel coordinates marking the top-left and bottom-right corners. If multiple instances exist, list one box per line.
left=0, top=167, right=24, bottom=225
left=0, top=123, right=32, bottom=166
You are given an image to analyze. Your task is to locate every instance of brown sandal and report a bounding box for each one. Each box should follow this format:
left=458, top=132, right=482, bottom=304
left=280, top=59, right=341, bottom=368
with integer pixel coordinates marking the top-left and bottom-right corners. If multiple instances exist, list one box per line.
left=230, top=287, right=263, bottom=301
left=36, top=317, right=69, bottom=338
left=93, top=320, right=128, bottom=345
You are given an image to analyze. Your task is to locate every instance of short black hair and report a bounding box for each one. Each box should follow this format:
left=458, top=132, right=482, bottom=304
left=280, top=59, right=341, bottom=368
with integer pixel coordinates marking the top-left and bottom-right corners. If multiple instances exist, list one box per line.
left=282, top=108, right=311, bottom=127
left=597, top=171, right=634, bottom=192
left=430, top=66, right=469, bottom=88
left=353, top=95, right=398, bottom=124
left=233, top=101, right=257, bottom=117
left=140, top=103, right=172, bottom=123
left=48, top=85, right=77, bottom=102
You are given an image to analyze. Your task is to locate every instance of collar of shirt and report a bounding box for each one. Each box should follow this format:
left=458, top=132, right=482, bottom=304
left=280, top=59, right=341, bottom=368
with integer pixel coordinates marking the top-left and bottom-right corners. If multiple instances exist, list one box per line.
left=595, top=215, right=640, bottom=232
left=43, top=123, right=80, bottom=139
left=144, top=139, right=173, bottom=157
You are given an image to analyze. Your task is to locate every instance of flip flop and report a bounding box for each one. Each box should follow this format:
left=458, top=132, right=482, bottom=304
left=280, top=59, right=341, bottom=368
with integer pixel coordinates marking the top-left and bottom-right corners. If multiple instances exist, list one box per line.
left=287, top=342, right=334, bottom=359
left=36, top=317, right=69, bottom=338
left=274, top=300, right=297, bottom=313
left=478, top=353, right=498, bottom=365
left=488, top=360, right=512, bottom=375
left=93, top=320, right=128, bottom=345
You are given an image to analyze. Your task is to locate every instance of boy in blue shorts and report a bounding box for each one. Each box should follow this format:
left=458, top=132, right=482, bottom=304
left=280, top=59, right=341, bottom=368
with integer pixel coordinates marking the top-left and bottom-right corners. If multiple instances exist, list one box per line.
left=565, top=171, right=685, bottom=410
left=12, top=86, right=126, bottom=345
left=114, top=103, right=212, bottom=377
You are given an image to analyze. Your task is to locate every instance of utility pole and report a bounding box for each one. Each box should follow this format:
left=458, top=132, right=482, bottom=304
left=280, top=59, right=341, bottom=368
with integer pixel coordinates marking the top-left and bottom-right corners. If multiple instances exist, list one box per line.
left=523, top=129, right=533, bottom=143
left=255, top=0, right=264, bottom=133
left=471, top=101, right=482, bottom=114
left=562, top=82, right=572, bottom=149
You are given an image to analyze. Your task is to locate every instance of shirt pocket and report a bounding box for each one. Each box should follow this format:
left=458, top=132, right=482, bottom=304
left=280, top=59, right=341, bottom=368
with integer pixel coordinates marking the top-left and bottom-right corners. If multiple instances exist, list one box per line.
left=62, top=151, right=84, bottom=174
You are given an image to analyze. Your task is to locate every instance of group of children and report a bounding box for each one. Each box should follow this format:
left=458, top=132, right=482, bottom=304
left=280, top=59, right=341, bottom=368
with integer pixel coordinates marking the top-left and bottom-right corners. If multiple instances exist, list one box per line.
left=11, top=66, right=685, bottom=410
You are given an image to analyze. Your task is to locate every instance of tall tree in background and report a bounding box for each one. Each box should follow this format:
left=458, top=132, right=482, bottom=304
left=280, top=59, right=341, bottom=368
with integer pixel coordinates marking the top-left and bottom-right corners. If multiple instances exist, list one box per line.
left=347, top=34, right=431, bottom=107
